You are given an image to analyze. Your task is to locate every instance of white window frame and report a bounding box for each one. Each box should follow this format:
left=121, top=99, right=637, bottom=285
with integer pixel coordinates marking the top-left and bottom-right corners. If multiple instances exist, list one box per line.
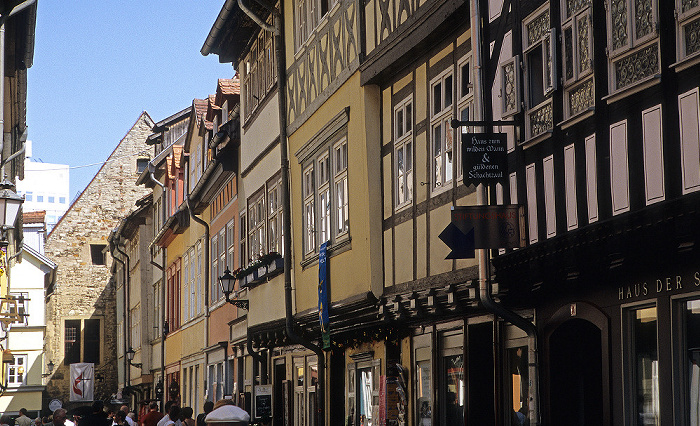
left=607, top=0, right=659, bottom=58
left=500, top=56, right=521, bottom=117
left=268, top=179, right=284, bottom=255
left=430, top=68, right=455, bottom=192
left=677, top=0, right=700, bottom=60
left=183, top=251, right=190, bottom=321
left=394, top=96, right=414, bottom=209
left=248, top=192, right=266, bottom=261
left=244, top=24, right=276, bottom=120
left=196, top=241, right=203, bottom=314
left=303, top=165, right=316, bottom=255
left=317, top=154, right=331, bottom=245
left=561, top=2, right=593, bottom=86
left=333, top=138, right=349, bottom=237
left=130, top=304, right=141, bottom=350
left=457, top=54, right=474, bottom=181
left=6, top=354, right=28, bottom=387
left=522, top=5, right=555, bottom=140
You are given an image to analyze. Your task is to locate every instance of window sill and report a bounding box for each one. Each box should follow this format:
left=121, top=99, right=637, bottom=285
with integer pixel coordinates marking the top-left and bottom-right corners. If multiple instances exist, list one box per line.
left=559, top=108, right=594, bottom=130
left=671, top=50, right=700, bottom=73
left=430, top=180, right=453, bottom=198
left=394, top=200, right=414, bottom=214
left=521, top=130, right=552, bottom=150
left=300, top=236, right=352, bottom=270
left=603, top=74, right=660, bottom=105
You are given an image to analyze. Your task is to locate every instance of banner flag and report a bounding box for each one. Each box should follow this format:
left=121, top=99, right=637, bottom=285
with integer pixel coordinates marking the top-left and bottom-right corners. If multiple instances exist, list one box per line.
left=318, top=241, right=330, bottom=349
left=70, top=363, right=94, bottom=402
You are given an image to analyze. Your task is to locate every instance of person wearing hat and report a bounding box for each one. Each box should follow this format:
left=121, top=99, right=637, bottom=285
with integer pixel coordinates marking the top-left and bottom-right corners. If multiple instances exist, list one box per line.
left=204, top=403, right=250, bottom=426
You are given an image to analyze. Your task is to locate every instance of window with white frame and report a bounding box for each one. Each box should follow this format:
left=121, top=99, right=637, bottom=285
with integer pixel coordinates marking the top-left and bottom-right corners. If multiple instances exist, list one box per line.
left=244, top=26, right=276, bottom=120
left=395, top=96, right=414, bottom=208
left=197, top=241, right=203, bottom=314
left=294, top=0, right=336, bottom=51
left=268, top=178, right=284, bottom=255
left=561, top=0, right=594, bottom=119
left=304, top=165, right=317, bottom=255
left=240, top=213, right=248, bottom=268
left=457, top=54, right=473, bottom=179
left=226, top=220, right=235, bottom=275
left=302, top=136, right=350, bottom=257
left=6, top=354, right=27, bottom=387
left=130, top=304, right=141, bottom=350
left=431, top=69, right=455, bottom=191
left=249, top=192, right=266, bottom=261
left=334, top=139, right=349, bottom=235
left=152, top=281, right=161, bottom=340
left=523, top=4, right=555, bottom=140
left=677, top=0, right=700, bottom=60
left=211, top=234, right=221, bottom=303
left=183, top=251, right=190, bottom=321
left=607, top=0, right=659, bottom=92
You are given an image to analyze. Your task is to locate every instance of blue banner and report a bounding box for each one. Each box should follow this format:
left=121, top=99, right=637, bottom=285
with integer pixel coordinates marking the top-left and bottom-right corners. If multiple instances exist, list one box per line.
left=318, top=241, right=330, bottom=348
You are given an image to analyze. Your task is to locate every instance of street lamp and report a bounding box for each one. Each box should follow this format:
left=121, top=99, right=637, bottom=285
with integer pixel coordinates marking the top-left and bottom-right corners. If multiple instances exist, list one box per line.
left=125, top=347, right=142, bottom=368
left=0, top=178, right=23, bottom=232
left=219, top=268, right=249, bottom=310
left=42, top=360, right=54, bottom=377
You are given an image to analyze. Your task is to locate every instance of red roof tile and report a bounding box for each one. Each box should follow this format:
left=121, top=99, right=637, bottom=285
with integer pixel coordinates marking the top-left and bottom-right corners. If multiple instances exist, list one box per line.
left=23, top=210, right=46, bottom=224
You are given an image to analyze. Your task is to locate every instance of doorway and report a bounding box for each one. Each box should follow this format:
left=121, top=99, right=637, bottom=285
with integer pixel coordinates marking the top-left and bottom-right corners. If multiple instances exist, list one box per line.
left=548, top=318, right=603, bottom=426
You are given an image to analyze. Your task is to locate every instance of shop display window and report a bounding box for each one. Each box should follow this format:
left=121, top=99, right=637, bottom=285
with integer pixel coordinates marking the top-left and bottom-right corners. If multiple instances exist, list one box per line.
left=683, top=299, right=700, bottom=425
left=625, top=305, right=659, bottom=425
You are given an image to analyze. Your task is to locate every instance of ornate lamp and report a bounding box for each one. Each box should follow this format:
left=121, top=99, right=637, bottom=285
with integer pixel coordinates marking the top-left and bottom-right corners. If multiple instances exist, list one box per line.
left=125, top=347, right=142, bottom=368
left=220, top=268, right=249, bottom=310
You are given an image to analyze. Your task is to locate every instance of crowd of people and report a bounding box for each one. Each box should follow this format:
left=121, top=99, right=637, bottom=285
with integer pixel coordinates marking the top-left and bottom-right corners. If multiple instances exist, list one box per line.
left=2, top=399, right=253, bottom=426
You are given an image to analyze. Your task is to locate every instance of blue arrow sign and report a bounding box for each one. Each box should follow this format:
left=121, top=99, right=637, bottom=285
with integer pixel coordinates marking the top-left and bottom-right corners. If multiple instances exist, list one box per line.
left=438, top=222, right=476, bottom=259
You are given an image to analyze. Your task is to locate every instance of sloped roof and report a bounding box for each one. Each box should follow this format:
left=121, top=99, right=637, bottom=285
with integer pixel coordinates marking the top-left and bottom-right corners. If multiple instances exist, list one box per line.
left=23, top=210, right=46, bottom=224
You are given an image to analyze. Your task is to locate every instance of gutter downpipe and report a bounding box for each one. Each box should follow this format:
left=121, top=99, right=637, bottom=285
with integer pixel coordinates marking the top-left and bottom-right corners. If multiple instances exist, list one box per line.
left=110, top=238, right=129, bottom=385
left=149, top=164, right=168, bottom=406
left=470, top=1, right=540, bottom=424
left=234, top=1, right=326, bottom=424
left=115, top=240, right=131, bottom=386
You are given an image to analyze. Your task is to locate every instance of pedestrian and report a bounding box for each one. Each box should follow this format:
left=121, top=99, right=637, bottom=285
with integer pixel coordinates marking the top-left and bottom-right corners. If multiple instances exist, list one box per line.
left=180, top=409, right=194, bottom=426
left=16, top=409, right=32, bottom=426
left=112, top=412, right=126, bottom=426
left=203, top=404, right=249, bottom=426
left=80, top=401, right=111, bottom=426
left=195, top=402, right=213, bottom=426
left=119, top=407, right=135, bottom=426
left=0, top=415, right=11, bottom=426
left=46, top=409, right=67, bottom=426
left=155, top=402, right=175, bottom=426
left=162, top=406, right=180, bottom=426
left=33, top=418, right=41, bottom=426
left=139, top=403, right=163, bottom=426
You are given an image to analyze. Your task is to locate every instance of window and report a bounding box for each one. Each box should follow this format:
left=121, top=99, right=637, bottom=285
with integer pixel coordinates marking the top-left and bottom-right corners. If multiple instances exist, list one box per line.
left=304, top=165, right=316, bottom=254
left=240, top=213, right=248, bottom=269
left=249, top=193, right=266, bottom=261
left=197, top=241, right=203, bottom=314
left=346, top=356, right=380, bottom=426
left=167, top=260, right=181, bottom=331
left=244, top=26, right=276, bottom=119
left=561, top=0, right=593, bottom=119
left=677, top=0, right=700, bottom=60
left=60, top=196, right=66, bottom=204
left=294, top=0, right=334, bottom=51
left=394, top=96, right=414, bottom=208
left=680, top=299, right=700, bottom=425
left=624, top=306, right=659, bottom=425
left=457, top=54, right=473, bottom=179
left=607, top=0, right=659, bottom=91
left=522, top=4, right=554, bottom=140
left=153, top=281, right=162, bottom=340
left=130, top=304, right=141, bottom=350
left=439, top=329, right=464, bottom=426
left=431, top=70, right=455, bottom=191
left=505, top=324, right=530, bottom=426
left=334, top=140, right=349, bottom=235
left=25, top=192, right=32, bottom=201
left=268, top=180, right=284, bottom=255
left=211, top=235, right=222, bottom=302
left=610, top=120, right=630, bottom=215
left=48, top=196, right=55, bottom=203
left=6, top=354, right=27, bottom=387
left=37, top=195, right=43, bottom=202
left=90, top=244, right=106, bottom=265
left=65, top=318, right=101, bottom=364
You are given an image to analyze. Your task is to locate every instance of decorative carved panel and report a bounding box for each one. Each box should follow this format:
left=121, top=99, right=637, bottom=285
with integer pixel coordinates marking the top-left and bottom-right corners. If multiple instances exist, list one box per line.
left=613, top=43, right=659, bottom=90
left=611, top=0, right=628, bottom=51
left=568, top=78, right=594, bottom=117
left=526, top=11, right=550, bottom=46
left=685, top=16, right=700, bottom=56
left=528, top=101, right=553, bottom=139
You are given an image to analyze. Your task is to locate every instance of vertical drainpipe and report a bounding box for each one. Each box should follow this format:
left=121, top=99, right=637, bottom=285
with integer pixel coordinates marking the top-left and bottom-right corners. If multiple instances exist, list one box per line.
left=149, top=165, right=168, bottom=406
left=115, top=240, right=131, bottom=386
left=111, top=238, right=128, bottom=386
left=470, top=0, right=540, bottom=424
left=234, top=0, right=326, bottom=424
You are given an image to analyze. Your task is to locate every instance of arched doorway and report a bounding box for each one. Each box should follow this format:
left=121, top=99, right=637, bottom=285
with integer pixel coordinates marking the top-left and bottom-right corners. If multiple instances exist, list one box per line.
left=548, top=319, right=603, bottom=425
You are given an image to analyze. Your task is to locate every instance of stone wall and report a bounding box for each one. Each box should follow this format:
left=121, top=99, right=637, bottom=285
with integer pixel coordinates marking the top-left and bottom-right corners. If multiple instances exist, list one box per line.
left=43, top=112, right=154, bottom=411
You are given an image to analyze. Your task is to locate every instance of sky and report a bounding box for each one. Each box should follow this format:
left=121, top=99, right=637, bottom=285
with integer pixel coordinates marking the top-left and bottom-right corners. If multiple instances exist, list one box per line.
left=26, top=1, right=235, bottom=199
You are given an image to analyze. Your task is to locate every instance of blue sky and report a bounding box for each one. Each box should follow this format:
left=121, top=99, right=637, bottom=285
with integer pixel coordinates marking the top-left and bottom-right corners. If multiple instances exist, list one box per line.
left=26, top=1, right=235, bottom=199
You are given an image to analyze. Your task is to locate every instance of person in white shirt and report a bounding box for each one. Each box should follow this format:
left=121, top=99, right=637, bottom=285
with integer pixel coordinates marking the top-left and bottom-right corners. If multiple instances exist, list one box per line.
left=120, top=406, right=135, bottom=426
left=156, top=401, right=175, bottom=426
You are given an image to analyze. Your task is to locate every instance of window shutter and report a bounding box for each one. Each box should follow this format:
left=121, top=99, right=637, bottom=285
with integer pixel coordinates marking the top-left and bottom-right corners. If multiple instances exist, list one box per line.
left=500, top=56, right=521, bottom=117
left=585, top=134, right=598, bottom=223
left=564, top=143, right=578, bottom=230
left=526, top=163, right=538, bottom=244
left=641, top=104, right=665, bottom=204
left=679, top=88, right=700, bottom=193
left=610, top=120, right=630, bottom=215
left=543, top=155, right=556, bottom=238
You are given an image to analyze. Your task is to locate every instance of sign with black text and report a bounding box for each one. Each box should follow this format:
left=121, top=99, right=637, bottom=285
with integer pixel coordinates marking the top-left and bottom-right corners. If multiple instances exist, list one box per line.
left=254, top=384, right=272, bottom=420
left=462, top=132, right=508, bottom=185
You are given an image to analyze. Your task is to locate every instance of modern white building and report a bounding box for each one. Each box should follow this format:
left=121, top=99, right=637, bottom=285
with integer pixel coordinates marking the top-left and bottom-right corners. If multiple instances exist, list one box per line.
left=0, top=211, right=56, bottom=417
left=16, top=141, right=70, bottom=231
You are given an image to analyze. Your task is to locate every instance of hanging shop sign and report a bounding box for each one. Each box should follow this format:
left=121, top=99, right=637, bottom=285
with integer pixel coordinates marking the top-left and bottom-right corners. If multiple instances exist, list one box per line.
left=462, top=132, right=508, bottom=186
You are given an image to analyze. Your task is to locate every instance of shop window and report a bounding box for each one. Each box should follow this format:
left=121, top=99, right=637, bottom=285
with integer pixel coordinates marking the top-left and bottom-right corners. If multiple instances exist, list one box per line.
left=347, top=354, right=380, bottom=426
left=678, top=298, right=700, bottom=425
left=294, top=355, right=318, bottom=426
left=414, top=333, right=432, bottom=426
left=625, top=305, right=659, bottom=425
left=504, top=323, right=530, bottom=425
left=439, top=328, right=465, bottom=426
